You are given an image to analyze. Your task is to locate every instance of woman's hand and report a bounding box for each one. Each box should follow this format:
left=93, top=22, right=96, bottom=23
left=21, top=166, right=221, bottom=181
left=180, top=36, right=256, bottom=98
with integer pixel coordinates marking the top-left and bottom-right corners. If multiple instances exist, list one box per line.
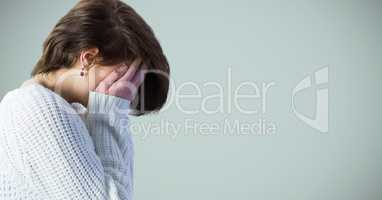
left=94, top=58, right=146, bottom=102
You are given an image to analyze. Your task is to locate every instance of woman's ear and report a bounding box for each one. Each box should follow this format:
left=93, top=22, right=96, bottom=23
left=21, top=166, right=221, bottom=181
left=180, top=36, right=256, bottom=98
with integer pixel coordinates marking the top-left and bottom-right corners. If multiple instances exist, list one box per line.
left=80, top=48, right=99, bottom=66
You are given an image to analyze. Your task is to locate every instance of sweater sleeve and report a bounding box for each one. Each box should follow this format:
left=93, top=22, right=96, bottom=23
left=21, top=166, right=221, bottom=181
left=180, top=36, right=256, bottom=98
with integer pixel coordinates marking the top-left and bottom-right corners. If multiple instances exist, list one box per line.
left=85, top=91, right=134, bottom=198
left=10, top=89, right=134, bottom=200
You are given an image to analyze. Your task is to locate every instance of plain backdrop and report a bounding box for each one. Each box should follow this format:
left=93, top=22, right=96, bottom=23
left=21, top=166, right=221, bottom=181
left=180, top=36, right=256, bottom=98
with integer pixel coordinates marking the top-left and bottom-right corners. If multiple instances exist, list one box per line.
left=1, top=0, right=381, bottom=200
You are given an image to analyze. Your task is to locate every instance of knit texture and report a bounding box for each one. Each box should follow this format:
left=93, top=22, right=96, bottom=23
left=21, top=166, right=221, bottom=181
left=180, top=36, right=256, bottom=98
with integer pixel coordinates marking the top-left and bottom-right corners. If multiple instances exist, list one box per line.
left=0, top=82, right=134, bottom=200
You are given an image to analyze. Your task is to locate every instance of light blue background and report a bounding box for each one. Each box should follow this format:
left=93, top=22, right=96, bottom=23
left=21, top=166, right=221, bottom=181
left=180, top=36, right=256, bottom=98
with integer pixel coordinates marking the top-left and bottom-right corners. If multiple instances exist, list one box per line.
left=1, top=0, right=381, bottom=199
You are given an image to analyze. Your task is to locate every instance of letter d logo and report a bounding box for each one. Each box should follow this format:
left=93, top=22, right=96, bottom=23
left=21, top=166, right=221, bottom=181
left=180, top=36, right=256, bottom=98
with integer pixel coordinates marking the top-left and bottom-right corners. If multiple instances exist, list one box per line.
left=292, top=67, right=329, bottom=133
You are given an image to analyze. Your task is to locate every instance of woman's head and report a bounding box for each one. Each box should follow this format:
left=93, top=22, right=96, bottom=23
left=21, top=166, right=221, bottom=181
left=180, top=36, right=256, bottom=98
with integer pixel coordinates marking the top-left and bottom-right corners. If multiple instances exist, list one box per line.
left=32, top=0, right=170, bottom=115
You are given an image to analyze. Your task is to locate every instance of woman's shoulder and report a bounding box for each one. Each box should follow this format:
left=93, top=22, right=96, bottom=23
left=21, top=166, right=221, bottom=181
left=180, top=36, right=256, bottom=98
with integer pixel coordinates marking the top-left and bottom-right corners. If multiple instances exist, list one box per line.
left=0, top=82, right=88, bottom=144
left=2, top=82, right=53, bottom=106
left=1, top=82, right=78, bottom=119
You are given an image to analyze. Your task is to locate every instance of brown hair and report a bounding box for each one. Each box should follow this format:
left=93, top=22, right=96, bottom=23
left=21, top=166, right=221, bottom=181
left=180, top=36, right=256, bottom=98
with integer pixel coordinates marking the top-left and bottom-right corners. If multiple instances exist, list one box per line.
left=31, top=0, right=170, bottom=116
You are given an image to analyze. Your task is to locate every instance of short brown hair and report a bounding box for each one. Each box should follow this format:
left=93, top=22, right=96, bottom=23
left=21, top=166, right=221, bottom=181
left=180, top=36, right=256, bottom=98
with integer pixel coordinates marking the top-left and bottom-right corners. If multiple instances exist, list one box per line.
left=32, top=0, right=170, bottom=116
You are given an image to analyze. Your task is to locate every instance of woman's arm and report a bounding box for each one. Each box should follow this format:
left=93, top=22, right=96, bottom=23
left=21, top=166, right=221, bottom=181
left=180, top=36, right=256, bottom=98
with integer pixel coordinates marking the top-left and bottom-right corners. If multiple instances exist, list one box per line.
left=11, top=87, right=133, bottom=200
left=79, top=58, right=144, bottom=199
left=9, top=58, right=144, bottom=199
left=85, top=90, right=134, bottom=198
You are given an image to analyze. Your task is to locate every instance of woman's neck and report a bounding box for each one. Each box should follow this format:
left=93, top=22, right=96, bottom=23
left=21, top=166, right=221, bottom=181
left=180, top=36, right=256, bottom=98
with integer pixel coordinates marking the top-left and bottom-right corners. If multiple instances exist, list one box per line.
left=33, top=71, right=58, bottom=91
left=30, top=69, right=87, bottom=105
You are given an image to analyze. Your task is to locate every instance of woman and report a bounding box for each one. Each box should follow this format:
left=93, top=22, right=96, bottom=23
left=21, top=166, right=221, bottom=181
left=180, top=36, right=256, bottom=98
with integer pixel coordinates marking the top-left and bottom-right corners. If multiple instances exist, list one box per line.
left=0, top=0, right=169, bottom=199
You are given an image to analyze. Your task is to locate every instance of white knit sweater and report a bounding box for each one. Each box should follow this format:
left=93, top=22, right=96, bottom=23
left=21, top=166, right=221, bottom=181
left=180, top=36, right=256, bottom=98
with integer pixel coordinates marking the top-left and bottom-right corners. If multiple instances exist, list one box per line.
left=0, top=82, right=134, bottom=200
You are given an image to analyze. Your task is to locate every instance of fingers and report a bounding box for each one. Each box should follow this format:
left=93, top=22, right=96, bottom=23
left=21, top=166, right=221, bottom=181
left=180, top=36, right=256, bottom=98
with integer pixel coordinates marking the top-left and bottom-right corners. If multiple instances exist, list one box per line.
left=131, top=66, right=146, bottom=86
left=109, top=81, right=138, bottom=100
left=102, top=64, right=129, bottom=86
left=95, top=65, right=127, bottom=93
left=94, top=58, right=145, bottom=99
left=95, top=64, right=128, bottom=93
left=119, top=58, right=142, bottom=82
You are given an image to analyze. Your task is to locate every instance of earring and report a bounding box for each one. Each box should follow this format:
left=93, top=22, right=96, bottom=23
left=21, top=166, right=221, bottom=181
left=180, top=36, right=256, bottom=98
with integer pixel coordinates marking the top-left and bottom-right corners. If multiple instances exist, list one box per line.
left=80, top=58, right=86, bottom=76
left=80, top=66, right=85, bottom=76
left=80, top=59, right=95, bottom=77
